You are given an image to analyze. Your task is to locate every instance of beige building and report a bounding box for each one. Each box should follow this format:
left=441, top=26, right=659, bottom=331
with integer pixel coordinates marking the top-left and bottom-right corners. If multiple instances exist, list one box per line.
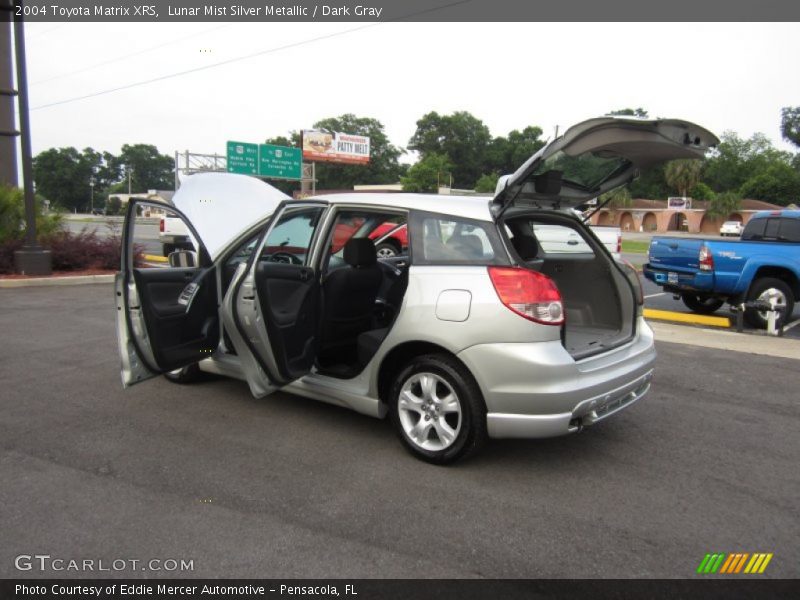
left=587, top=198, right=784, bottom=234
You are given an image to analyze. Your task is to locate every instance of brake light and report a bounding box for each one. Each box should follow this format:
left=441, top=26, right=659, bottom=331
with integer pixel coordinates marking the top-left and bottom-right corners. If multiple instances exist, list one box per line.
left=488, top=266, right=564, bottom=325
left=159, top=218, right=165, bottom=232
left=616, top=233, right=622, bottom=255
left=699, top=245, right=714, bottom=271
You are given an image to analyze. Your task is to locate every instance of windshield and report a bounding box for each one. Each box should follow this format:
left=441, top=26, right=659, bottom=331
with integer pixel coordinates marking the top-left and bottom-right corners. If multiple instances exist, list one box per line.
left=533, top=150, right=631, bottom=191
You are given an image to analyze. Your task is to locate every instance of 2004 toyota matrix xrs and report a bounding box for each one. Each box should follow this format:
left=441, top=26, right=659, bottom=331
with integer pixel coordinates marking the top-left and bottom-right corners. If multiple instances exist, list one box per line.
left=116, top=116, right=718, bottom=463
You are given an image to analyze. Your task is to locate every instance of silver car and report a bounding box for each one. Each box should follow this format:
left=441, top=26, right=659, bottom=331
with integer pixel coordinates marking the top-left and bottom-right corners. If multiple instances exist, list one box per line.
left=117, top=117, right=718, bottom=463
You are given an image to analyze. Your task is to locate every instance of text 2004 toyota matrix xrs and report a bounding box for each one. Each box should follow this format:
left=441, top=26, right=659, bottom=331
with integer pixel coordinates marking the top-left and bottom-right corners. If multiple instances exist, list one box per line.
left=116, top=117, right=718, bottom=463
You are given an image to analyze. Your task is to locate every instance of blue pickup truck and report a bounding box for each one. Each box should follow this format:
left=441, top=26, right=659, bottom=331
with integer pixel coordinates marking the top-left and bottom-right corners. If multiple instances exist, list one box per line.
left=643, top=210, right=800, bottom=327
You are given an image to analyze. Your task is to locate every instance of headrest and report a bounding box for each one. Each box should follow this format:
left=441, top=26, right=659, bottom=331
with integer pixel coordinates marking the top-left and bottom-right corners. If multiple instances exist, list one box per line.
left=343, top=237, right=377, bottom=268
left=512, top=236, right=539, bottom=260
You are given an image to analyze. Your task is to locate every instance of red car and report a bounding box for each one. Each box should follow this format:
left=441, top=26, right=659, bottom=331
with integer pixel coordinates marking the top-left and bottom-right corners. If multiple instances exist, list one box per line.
left=331, top=220, right=408, bottom=257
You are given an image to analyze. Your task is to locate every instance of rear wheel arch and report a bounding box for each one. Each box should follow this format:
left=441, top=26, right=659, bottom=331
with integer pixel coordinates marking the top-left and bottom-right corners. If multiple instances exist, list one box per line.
left=749, top=266, right=798, bottom=300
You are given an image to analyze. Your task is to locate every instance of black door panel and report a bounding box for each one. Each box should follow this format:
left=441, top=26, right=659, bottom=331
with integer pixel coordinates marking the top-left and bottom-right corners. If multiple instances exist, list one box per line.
left=133, top=266, right=219, bottom=369
left=255, top=261, right=319, bottom=381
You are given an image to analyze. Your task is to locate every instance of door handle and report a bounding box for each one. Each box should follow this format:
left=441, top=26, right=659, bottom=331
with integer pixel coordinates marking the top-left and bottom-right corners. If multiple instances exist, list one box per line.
left=567, top=240, right=579, bottom=245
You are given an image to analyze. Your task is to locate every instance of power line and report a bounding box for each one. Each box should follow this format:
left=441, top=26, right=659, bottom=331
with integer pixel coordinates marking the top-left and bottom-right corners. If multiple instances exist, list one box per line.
left=29, top=0, right=472, bottom=112
left=30, top=24, right=229, bottom=86
left=30, top=23, right=377, bottom=111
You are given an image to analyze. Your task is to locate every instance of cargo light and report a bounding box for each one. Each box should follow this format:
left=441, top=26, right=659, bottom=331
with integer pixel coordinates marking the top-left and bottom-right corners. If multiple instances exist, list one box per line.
left=488, top=266, right=564, bottom=325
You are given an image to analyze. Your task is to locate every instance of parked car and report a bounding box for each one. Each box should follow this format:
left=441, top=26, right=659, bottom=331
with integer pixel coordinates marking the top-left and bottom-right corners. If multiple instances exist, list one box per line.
left=159, top=214, right=193, bottom=256
left=643, top=210, right=800, bottom=327
left=719, top=220, right=743, bottom=237
left=116, top=116, right=717, bottom=463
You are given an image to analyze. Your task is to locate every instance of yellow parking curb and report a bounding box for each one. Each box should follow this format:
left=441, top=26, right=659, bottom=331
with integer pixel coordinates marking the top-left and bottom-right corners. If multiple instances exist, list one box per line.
left=142, top=254, right=168, bottom=263
left=644, top=308, right=731, bottom=328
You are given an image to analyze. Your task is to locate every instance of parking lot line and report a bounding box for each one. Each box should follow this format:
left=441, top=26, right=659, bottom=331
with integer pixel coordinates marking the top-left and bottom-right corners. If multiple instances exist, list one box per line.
left=643, top=308, right=731, bottom=328
left=782, top=319, right=800, bottom=332
left=644, top=292, right=667, bottom=299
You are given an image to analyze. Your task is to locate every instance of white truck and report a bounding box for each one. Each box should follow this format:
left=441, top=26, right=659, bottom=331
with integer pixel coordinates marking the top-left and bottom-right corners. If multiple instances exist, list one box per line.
left=159, top=215, right=193, bottom=256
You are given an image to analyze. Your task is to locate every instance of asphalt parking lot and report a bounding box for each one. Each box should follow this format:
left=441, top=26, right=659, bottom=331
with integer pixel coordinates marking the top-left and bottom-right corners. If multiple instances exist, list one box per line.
left=1, top=284, right=798, bottom=579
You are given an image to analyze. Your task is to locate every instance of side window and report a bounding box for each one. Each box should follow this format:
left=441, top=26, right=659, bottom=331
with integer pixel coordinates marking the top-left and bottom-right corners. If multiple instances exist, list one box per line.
left=129, top=202, right=199, bottom=270
left=418, top=216, right=497, bottom=263
left=779, top=218, right=800, bottom=242
left=261, top=206, right=325, bottom=266
left=742, top=218, right=766, bottom=240
left=763, top=218, right=780, bottom=240
left=325, top=209, right=408, bottom=268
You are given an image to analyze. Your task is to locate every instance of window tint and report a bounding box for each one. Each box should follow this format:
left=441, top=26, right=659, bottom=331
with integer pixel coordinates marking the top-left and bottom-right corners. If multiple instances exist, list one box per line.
left=742, top=218, right=766, bottom=240
left=421, top=217, right=495, bottom=262
left=262, top=206, right=324, bottom=265
left=328, top=210, right=407, bottom=255
left=763, top=218, right=780, bottom=239
left=129, top=203, right=199, bottom=270
left=779, top=218, right=800, bottom=242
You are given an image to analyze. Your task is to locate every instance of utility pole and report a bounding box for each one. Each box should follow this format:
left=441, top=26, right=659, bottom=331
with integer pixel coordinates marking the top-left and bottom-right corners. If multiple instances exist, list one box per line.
left=0, top=7, right=18, bottom=187
left=12, top=0, right=51, bottom=274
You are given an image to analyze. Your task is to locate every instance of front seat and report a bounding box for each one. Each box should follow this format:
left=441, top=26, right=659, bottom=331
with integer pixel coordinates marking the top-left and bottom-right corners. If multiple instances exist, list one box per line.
left=320, top=237, right=383, bottom=357
left=511, top=235, right=539, bottom=261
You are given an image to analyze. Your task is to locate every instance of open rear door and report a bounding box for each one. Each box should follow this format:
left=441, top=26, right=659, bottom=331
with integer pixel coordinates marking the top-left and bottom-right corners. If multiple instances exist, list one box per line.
left=116, top=199, right=219, bottom=387
left=226, top=202, right=329, bottom=395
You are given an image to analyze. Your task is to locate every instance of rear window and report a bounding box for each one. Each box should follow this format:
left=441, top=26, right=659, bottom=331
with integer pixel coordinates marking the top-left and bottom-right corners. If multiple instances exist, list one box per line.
left=742, top=217, right=800, bottom=242
left=409, top=211, right=508, bottom=266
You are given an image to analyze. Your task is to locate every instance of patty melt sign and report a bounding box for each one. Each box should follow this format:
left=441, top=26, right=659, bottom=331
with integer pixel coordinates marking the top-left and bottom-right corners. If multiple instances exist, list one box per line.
left=302, top=130, right=370, bottom=165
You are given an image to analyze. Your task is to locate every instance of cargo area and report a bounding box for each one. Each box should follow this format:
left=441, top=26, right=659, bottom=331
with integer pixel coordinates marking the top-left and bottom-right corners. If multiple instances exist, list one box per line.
left=503, top=211, right=637, bottom=360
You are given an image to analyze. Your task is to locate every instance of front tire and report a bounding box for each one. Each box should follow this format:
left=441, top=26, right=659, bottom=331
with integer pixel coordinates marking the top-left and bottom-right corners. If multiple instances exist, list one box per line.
left=744, top=278, right=794, bottom=329
left=681, top=293, right=724, bottom=314
left=389, top=354, right=486, bottom=464
left=375, top=242, right=399, bottom=258
left=164, top=363, right=202, bottom=384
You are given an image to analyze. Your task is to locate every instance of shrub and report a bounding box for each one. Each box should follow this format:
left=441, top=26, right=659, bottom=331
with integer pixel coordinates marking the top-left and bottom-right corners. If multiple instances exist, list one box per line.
left=44, top=230, right=123, bottom=271
left=0, top=184, right=62, bottom=243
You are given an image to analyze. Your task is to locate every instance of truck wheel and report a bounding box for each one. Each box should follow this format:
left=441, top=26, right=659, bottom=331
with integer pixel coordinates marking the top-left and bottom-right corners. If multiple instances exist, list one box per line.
left=745, top=278, right=794, bottom=329
left=162, top=243, right=175, bottom=257
left=375, top=241, right=399, bottom=258
left=389, top=354, right=486, bottom=465
left=164, top=363, right=201, bottom=384
left=681, top=293, right=724, bottom=314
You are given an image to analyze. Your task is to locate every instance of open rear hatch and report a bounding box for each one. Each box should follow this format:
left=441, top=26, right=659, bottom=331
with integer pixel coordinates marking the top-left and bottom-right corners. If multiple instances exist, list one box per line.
left=496, top=117, right=718, bottom=359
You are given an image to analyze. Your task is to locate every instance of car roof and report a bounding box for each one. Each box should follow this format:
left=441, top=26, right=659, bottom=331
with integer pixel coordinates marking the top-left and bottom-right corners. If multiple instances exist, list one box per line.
left=295, top=193, right=495, bottom=222
left=752, top=209, right=800, bottom=219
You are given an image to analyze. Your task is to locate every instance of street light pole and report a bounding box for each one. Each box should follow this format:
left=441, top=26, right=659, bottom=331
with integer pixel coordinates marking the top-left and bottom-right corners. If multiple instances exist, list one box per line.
left=90, top=179, right=95, bottom=213
left=12, top=0, right=51, bottom=275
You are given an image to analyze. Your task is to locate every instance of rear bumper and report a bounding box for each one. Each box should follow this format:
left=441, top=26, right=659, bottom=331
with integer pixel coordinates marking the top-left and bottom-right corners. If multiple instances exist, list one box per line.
left=458, top=318, right=657, bottom=440
left=643, top=263, right=714, bottom=293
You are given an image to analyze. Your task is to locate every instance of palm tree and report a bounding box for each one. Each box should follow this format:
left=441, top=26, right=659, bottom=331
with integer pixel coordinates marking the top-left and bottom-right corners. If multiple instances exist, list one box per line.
left=664, top=159, right=703, bottom=197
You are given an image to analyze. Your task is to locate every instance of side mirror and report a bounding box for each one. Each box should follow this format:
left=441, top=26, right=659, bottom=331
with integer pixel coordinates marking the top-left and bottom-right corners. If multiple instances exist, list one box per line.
left=168, top=250, right=197, bottom=268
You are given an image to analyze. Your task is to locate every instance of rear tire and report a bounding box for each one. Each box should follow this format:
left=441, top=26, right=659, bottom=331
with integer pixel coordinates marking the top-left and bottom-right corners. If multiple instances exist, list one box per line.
left=744, top=278, right=794, bottom=329
left=681, top=293, right=724, bottom=314
left=162, top=243, right=175, bottom=257
left=164, top=363, right=202, bottom=384
left=389, top=354, right=487, bottom=465
left=375, top=242, right=399, bottom=258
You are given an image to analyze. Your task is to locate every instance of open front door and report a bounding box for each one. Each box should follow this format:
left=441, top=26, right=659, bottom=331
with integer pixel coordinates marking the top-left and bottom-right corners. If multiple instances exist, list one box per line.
left=116, top=199, right=219, bottom=387
left=226, top=203, right=328, bottom=395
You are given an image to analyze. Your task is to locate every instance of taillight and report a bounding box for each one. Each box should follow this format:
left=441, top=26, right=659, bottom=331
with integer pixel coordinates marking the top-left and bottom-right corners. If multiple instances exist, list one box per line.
left=616, top=233, right=622, bottom=255
left=699, top=245, right=714, bottom=271
left=488, top=266, right=564, bottom=325
left=159, top=218, right=165, bottom=232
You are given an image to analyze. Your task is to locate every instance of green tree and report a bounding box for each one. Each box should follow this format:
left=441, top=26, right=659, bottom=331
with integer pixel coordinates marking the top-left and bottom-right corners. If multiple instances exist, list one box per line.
left=664, top=159, right=703, bottom=197
left=474, top=173, right=499, bottom=194
left=705, top=190, right=741, bottom=219
left=704, top=131, right=791, bottom=193
left=401, top=153, right=452, bottom=193
left=485, top=126, right=546, bottom=175
left=0, top=185, right=61, bottom=242
left=739, top=162, right=800, bottom=205
left=409, top=111, right=492, bottom=188
left=607, top=108, right=649, bottom=118
left=105, top=196, right=122, bottom=216
left=780, top=106, right=800, bottom=149
left=628, top=165, right=670, bottom=200
left=600, top=186, right=632, bottom=208
left=308, top=114, right=404, bottom=190
left=33, top=147, right=105, bottom=211
left=117, top=144, right=174, bottom=192
left=689, top=182, right=716, bottom=201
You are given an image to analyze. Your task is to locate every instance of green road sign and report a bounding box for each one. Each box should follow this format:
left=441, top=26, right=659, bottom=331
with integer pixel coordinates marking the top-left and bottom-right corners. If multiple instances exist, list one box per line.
left=226, top=141, right=258, bottom=175
left=259, top=144, right=301, bottom=180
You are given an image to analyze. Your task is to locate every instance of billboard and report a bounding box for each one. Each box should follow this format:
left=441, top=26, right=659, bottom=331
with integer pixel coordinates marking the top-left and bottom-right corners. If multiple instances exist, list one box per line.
left=667, top=197, right=692, bottom=210
left=302, top=130, right=370, bottom=164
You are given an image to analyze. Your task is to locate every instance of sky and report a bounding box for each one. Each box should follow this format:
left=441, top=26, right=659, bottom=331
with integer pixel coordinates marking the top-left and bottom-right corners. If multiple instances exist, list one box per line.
left=19, top=21, right=800, bottom=167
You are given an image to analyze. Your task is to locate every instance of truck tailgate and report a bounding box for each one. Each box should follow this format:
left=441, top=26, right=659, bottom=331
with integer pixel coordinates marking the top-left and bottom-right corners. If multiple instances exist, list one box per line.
left=648, top=237, right=702, bottom=273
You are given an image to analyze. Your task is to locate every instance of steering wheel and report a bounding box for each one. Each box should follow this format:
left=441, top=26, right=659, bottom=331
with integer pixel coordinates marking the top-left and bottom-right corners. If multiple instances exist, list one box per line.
left=269, top=252, right=302, bottom=265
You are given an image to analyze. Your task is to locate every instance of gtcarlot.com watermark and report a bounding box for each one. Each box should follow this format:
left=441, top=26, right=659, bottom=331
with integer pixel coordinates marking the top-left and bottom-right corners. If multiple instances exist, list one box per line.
left=15, top=554, right=194, bottom=573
